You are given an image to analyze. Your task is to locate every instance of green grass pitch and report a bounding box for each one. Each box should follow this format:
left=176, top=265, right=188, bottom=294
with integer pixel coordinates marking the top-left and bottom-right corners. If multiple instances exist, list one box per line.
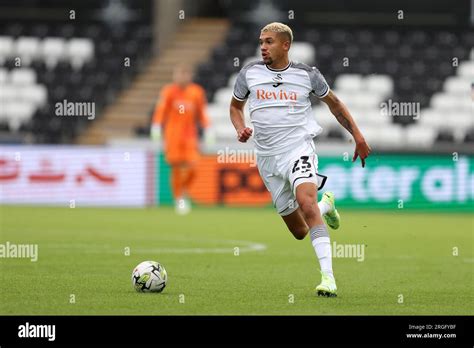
left=0, top=205, right=472, bottom=315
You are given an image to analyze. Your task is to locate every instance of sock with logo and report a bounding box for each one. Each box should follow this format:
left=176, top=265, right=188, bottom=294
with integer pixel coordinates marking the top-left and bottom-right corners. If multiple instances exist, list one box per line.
left=309, top=224, right=334, bottom=278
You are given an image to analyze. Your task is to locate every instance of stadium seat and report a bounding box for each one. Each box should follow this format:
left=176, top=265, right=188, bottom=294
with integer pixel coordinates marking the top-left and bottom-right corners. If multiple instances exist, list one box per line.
left=456, top=112, right=474, bottom=128
left=405, top=126, right=436, bottom=148
left=357, top=110, right=391, bottom=126
left=66, top=38, right=94, bottom=70
left=444, top=76, right=470, bottom=94
left=18, top=84, right=47, bottom=107
left=430, top=93, right=460, bottom=110
left=227, top=72, right=239, bottom=88
left=10, top=68, right=36, bottom=85
left=0, top=36, right=14, bottom=64
left=213, top=87, right=234, bottom=105
left=288, top=42, right=315, bottom=64
left=361, top=125, right=404, bottom=147
left=0, top=84, right=21, bottom=102
left=2, top=101, right=36, bottom=131
left=417, top=109, right=445, bottom=128
left=365, top=74, right=394, bottom=97
left=215, top=124, right=238, bottom=140
left=354, top=94, right=383, bottom=109
left=334, top=74, right=363, bottom=92
left=207, top=104, right=229, bottom=121
left=41, top=37, right=67, bottom=69
left=14, top=36, right=40, bottom=65
left=330, top=91, right=357, bottom=108
left=457, top=61, right=474, bottom=78
left=0, top=68, right=7, bottom=84
left=313, top=105, right=334, bottom=128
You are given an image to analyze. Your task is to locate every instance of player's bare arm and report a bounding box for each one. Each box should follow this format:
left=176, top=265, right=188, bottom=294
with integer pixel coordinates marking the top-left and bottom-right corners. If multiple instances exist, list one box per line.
left=230, top=97, right=253, bottom=142
left=321, top=90, right=372, bottom=167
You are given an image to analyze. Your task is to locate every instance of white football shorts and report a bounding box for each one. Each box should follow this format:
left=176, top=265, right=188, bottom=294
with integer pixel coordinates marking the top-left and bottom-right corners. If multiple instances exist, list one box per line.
left=257, top=140, right=327, bottom=216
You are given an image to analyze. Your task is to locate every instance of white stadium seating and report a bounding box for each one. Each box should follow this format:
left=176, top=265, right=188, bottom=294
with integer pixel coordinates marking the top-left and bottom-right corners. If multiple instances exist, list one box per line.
left=444, top=76, right=470, bottom=94
left=0, top=36, right=14, bottom=64
left=0, top=36, right=94, bottom=70
left=41, top=37, right=67, bottom=68
left=1, top=101, right=36, bottom=131
left=334, top=74, right=363, bottom=92
left=288, top=42, right=315, bottom=64
left=0, top=36, right=96, bottom=132
left=0, top=68, right=8, bottom=84
left=10, top=68, right=36, bottom=85
left=405, top=126, right=437, bottom=148
left=361, top=125, right=404, bottom=148
left=457, top=61, right=474, bottom=78
left=213, top=87, right=234, bottom=105
left=14, top=37, right=41, bottom=65
left=67, top=38, right=94, bottom=70
left=18, top=84, right=48, bottom=107
left=227, top=72, right=238, bottom=88
left=364, top=74, right=394, bottom=97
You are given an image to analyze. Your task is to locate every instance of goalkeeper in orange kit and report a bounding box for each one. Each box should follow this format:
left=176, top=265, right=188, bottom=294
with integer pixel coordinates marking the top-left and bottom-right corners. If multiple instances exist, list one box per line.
left=151, top=65, right=211, bottom=214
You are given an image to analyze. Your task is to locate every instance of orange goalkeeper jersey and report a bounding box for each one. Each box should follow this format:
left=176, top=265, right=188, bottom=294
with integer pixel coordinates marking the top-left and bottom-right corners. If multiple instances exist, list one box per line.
left=152, top=83, right=210, bottom=164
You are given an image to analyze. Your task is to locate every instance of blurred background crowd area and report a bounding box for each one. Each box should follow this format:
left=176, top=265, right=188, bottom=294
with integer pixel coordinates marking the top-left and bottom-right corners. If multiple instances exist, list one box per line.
left=0, top=0, right=472, bottom=154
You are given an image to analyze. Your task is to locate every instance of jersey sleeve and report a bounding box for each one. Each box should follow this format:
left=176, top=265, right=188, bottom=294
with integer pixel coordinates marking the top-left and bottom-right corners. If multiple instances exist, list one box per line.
left=232, top=67, right=249, bottom=101
left=308, top=67, right=330, bottom=98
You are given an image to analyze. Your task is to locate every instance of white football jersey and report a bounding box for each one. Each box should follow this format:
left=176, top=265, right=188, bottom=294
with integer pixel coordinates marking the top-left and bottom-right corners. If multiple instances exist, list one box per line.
left=233, top=60, right=330, bottom=156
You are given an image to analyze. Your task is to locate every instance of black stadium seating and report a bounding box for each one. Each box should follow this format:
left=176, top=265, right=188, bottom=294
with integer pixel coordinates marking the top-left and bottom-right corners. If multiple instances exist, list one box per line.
left=0, top=0, right=152, bottom=143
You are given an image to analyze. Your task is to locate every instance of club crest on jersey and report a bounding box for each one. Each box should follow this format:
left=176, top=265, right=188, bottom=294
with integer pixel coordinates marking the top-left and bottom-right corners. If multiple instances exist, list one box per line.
left=256, top=89, right=297, bottom=100
left=272, top=73, right=283, bottom=87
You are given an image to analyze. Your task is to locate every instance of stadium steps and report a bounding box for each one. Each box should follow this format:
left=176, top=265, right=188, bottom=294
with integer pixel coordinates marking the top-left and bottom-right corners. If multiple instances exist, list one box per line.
left=76, top=18, right=229, bottom=144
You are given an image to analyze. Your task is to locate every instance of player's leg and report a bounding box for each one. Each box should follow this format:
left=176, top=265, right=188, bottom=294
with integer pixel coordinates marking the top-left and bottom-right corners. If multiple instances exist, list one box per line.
left=281, top=195, right=339, bottom=237
left=181, top=163, right=196, bottom=196
left=169, top=162, right=191, bottom=215
left=179, top=163, right=195, bottom=214
left=167, top=147, right=186, bottom=212
left=173, top=144, right=199, bottom=214
left=295, top=182, right=337, bottom=297
left=281, top=207, right=309, bottom=240
left=180, top=140, right=199, bottom=196
left=286, top=141, right=337, bottom=296
left=295, top=182, right=324, bottom=227
left=170, top=164, right=183, bottom=199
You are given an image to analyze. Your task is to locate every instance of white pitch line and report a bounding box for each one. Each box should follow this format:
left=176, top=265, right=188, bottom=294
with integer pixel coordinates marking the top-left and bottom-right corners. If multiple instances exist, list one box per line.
left=43, top=239, right=267, bottom=254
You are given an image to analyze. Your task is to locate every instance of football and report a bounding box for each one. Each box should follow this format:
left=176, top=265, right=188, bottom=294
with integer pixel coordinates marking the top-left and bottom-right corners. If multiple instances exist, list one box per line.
left=131, top=261, right=168, bottom=293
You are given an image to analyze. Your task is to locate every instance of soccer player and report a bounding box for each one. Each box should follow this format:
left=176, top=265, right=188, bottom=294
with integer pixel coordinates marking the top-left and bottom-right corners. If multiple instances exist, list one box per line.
left=230, top=23, right=371, bottom=297
left=151, top=65, right=210, bottom=214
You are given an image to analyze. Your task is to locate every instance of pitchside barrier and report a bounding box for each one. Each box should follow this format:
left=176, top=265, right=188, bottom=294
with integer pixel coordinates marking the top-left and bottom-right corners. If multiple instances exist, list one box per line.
left=1, top=146, right=472, bottom=211
left=0, top=146, right=152, bottom=206
left=156, top=152, right=474, bottom=212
